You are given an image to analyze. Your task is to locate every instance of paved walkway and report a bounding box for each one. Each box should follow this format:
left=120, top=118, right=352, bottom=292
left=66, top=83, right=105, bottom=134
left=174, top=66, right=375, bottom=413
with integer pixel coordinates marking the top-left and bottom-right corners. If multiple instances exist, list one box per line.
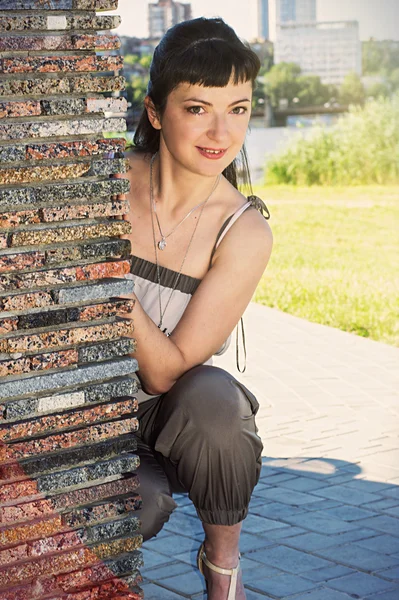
left=140, top=303, right=399, bottom=599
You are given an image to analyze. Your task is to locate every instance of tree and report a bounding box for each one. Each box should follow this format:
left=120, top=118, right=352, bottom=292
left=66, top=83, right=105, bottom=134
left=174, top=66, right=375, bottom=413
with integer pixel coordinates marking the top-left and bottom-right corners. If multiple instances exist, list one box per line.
left=252, top=82, right=266, bottom=112
left=139, top=55, right=152, bottom=70
left=389, top=68, right=399, bottom=92
left=259, top=54, right=273, bottom=76
left=125, top=75, right=147, bottom=112
left=366, top=81, right=391, bottom=100
left=264, top=63, right=334, bottom=108
left=264, top=62, right=302, bottom=108
left=250, top=42, right=274, bottom=75
left=362, top=40, right=384, bottom=74
left=296, top=74, right=332, bottom=107
left=362, top=40, right=399, bottom=75
left=339, top=72, right=365, bottom=106
left=123, top=54, right=140, bottom=66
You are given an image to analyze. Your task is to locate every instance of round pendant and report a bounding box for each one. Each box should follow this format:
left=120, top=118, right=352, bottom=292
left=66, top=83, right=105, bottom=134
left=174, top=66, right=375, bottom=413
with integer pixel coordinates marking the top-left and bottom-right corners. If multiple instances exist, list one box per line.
left=158, top=239, right=167, bottom=250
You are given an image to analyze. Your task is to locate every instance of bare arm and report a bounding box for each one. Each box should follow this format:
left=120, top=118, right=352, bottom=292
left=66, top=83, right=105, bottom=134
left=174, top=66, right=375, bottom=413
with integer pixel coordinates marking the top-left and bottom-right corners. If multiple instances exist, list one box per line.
left=126, top=208, right=273, bottom=395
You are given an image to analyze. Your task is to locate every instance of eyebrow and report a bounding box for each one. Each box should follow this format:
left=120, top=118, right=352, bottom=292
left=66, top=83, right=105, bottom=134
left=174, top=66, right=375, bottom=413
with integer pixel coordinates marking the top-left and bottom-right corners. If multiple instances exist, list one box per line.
left=184, top=97, right=251, bottom=106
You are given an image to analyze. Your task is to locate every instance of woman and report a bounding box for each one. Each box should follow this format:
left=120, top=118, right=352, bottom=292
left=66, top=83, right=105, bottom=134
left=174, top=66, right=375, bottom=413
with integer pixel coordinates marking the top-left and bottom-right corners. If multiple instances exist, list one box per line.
left=114, top=17, right=273, bottom=600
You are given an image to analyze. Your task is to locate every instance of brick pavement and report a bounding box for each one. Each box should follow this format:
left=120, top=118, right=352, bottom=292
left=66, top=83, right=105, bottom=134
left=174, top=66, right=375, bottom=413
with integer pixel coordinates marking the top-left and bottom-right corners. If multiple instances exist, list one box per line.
left=140, top=303, right=399, bottom=599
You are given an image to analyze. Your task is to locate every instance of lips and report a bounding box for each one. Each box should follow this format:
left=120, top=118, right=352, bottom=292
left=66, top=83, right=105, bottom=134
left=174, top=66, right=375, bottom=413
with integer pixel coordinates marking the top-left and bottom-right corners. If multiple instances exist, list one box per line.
left=196, top=146, right=227, bottom=159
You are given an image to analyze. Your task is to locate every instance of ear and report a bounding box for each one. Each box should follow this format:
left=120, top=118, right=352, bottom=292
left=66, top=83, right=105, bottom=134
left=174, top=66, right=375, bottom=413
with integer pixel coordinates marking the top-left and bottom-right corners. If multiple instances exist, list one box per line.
left=144, top=96, right=162, bottom=130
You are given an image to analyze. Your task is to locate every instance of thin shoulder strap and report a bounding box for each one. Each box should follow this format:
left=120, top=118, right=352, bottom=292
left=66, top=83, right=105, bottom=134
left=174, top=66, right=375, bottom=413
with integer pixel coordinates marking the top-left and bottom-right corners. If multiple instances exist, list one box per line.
left=208, top=194, right=270, bottom=372
left=215, top=201, right=252, bottom=250
left=208, top=201, right=252, bottom=269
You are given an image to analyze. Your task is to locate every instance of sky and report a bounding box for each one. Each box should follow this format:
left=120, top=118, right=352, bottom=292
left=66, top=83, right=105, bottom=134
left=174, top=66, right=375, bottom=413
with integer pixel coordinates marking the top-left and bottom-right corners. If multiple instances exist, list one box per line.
left=112, top=0, right=399, bottom=42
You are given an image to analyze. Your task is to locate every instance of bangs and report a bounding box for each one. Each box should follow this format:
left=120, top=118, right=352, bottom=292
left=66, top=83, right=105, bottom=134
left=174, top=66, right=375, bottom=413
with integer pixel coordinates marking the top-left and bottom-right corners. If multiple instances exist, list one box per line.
left=168, top=39, right=260, bottom=89
left=135, top=17, right=259, bottom=189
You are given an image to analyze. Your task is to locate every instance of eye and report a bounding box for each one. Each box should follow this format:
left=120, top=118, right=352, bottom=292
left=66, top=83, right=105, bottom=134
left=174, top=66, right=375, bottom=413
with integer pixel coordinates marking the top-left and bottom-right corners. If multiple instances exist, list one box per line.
left=187, top=106, right=205, bottom=115
left=231, top=106, right=248, bottom=115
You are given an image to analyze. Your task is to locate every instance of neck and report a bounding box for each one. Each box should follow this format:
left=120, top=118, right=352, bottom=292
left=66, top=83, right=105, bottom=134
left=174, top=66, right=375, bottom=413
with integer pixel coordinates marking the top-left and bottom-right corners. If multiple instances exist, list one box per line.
left=152, top=145, right=221, bottom=217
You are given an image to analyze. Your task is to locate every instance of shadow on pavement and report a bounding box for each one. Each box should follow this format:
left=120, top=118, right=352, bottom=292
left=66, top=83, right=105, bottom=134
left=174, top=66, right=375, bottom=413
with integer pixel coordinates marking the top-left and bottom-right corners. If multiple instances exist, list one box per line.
left=140, top=456, right=399, bottom=599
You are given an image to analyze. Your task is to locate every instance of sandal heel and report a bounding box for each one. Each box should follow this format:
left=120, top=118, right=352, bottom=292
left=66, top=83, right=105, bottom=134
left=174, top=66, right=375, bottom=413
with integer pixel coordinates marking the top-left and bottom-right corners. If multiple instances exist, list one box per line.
left=196, top=541, right=241, bottom=600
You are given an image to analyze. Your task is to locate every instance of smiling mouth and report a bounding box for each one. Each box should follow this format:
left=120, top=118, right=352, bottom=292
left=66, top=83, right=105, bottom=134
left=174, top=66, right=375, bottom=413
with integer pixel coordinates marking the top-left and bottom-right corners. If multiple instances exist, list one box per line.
left=197, top=147, right=227, bottom=155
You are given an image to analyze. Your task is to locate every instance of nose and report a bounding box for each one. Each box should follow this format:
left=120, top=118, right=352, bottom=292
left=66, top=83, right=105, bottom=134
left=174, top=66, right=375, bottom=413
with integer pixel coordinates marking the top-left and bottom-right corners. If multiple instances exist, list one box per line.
left=207, top=114, right=229, bottom=144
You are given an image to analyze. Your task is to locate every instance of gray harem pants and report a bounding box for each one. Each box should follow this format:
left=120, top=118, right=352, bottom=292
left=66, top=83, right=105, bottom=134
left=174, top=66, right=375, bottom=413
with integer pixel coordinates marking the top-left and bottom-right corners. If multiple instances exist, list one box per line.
left=134, top=365, right=264, bottom=541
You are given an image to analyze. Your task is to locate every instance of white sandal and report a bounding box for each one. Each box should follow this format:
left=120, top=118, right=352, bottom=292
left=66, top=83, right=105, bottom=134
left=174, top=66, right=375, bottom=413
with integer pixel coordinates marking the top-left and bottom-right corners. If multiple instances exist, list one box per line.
left=197, top=542, right=241, bottom=600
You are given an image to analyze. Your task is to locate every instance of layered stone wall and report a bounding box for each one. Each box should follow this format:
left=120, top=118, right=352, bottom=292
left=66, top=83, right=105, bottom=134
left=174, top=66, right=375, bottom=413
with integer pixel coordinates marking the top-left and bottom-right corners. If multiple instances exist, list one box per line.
left=0, top=1, right=143, bottom=597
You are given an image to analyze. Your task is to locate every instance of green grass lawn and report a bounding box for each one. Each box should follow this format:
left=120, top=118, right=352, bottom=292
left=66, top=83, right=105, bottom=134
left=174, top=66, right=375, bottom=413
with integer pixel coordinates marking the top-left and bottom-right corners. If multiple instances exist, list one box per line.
left=251, top=185, right=399, bottom=347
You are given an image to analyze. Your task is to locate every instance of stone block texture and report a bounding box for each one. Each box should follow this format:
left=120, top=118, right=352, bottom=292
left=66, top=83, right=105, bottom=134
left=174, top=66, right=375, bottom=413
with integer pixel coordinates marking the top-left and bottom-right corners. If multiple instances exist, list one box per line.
left=0, top=2, right=143, bottom=598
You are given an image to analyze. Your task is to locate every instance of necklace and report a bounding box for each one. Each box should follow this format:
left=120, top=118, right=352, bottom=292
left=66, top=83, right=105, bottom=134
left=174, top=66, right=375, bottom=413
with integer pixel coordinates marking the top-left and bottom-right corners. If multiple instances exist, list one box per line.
left=149, top=153, right=221, bottom=331
left=151, top=152, right=210, bottom=250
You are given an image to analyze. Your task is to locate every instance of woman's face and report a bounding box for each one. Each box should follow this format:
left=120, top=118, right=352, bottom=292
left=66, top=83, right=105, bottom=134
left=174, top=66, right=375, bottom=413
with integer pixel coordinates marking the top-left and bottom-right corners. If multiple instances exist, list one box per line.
left=154, top=78, right=253, bottom=177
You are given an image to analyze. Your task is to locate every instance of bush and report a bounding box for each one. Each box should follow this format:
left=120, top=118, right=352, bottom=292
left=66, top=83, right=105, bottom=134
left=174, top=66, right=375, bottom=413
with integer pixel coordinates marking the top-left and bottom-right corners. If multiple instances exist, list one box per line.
left=339, top=72, right=365, bottom=106
left=266, top=94, right=399, bottom=185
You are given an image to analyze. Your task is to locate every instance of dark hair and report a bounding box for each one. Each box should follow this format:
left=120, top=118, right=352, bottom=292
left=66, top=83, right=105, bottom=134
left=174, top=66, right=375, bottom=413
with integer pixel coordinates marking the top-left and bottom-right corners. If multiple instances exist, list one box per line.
left=133, top=17, right=261, bottom=191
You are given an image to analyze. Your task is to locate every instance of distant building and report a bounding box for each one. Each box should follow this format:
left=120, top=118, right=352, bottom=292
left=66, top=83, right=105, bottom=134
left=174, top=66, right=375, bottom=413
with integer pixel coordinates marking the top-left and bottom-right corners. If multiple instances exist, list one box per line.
left=269, top=0, right=317, bottom=41
left=119, top=36, right=160, bottom=58
left=275, top=20, right=361, bottom=85
left=148, top=0, right=192, bottom=39
left=258, top=0, right=269, bottom=40
left=251, top=39, right=274, bottom=66
left=119, top=36, right=143, bottom=57
left=276, top=0, right=316, bottom=24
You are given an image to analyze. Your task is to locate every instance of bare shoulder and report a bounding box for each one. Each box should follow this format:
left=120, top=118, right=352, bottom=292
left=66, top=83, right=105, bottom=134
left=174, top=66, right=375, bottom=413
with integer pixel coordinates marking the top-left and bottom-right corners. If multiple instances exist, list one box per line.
left=214, top=184, right=273, bottom=267
left=235, top=204, right=273, bottom=266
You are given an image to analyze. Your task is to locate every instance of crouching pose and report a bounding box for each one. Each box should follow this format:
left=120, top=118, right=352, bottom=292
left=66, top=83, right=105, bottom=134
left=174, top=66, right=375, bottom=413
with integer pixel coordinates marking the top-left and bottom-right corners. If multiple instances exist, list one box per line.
left=115, top=17, right=273, bottom=599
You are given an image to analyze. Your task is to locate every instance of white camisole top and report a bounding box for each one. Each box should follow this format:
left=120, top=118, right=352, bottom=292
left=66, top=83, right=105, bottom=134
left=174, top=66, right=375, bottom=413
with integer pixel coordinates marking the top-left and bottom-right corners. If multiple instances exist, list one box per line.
left=127, top=200, right=256, bottom=404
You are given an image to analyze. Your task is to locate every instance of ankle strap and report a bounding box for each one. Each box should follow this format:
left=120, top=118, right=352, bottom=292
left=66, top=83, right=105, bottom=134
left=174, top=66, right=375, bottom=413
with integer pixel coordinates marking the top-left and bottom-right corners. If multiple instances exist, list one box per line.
left=202, top=552, right=241, bottom=575
left=200, top=548, right=241, bottom=600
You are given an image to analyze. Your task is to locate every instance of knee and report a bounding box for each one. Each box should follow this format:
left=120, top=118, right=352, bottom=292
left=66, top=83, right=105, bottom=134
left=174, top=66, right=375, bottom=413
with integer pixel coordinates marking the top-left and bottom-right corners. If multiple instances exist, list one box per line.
left=136, top=443, right=177, bottom=542
left=168, top=365, right=260, bottom=433
left=137, top=484, right=176, bottom=543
